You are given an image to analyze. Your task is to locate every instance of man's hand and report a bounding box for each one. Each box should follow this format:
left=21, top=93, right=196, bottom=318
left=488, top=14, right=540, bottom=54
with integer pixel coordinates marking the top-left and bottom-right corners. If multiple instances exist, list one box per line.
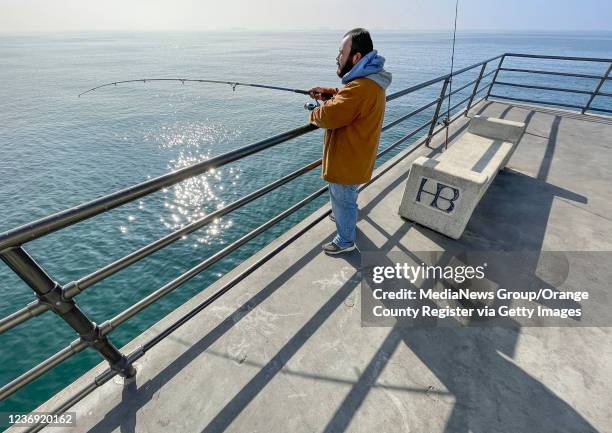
left=308, top=86, right=336, bottom=101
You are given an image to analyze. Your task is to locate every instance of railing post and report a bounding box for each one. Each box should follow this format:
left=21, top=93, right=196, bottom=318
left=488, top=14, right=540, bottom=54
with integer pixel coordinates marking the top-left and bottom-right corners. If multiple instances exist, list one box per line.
left=465, top=62, right=488, bottom=116
left=582, top=61, right=612, bottom=114
left=0, top=247, right=137, bottom=379
left=425, top=77, right=450, bottom=148
left=486, top=55, right=506, bottom=100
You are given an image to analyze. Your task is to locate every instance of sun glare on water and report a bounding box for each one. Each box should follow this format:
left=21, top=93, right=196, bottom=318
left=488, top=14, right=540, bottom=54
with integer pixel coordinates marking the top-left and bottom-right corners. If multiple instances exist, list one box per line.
left=145, top=121, right=242, bottom=246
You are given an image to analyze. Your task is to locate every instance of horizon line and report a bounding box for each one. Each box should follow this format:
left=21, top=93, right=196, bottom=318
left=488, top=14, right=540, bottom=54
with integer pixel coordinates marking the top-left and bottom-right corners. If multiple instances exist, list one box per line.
left=1, top=28, right=611, bottom=34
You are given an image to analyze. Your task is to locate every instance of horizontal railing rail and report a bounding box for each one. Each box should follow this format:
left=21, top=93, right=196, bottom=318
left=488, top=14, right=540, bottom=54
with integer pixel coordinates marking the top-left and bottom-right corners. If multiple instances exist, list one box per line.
left=1, top=53, right=611, bottom=430
left=499, top=67, right=604, bottom=80
left=504, top=53, right=612, bottom=62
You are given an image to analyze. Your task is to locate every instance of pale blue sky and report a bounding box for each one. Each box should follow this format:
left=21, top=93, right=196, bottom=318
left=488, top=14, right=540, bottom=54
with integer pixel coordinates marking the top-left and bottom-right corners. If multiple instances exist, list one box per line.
left=1, top=0, right=611, bottom=32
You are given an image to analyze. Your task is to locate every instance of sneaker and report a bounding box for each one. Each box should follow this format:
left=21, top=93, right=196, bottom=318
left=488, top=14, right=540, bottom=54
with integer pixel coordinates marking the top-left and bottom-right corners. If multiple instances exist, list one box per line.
left=329, top=213, right=336, bottom=222
left=322, top=241, right=356, bottom=255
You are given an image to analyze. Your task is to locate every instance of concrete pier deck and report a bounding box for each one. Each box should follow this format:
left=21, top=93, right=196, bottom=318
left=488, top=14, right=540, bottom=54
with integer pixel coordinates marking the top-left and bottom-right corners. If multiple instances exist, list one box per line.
left=17, top=100, right=612, bottom=433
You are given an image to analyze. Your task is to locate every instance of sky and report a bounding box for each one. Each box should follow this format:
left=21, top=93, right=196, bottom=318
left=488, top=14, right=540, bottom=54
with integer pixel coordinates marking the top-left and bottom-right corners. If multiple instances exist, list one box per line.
left=0, top=0, right=611, bottom=32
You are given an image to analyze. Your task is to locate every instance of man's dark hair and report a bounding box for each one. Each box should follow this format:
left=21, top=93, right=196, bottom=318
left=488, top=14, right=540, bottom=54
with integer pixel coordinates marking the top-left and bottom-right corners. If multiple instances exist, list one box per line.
left=344, top=28, right=373, bottom=57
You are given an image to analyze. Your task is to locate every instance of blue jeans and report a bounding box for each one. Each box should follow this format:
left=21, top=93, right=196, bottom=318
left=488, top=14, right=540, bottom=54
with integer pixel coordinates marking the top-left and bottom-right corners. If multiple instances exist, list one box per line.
left=329, top=183, right=359, bottom=248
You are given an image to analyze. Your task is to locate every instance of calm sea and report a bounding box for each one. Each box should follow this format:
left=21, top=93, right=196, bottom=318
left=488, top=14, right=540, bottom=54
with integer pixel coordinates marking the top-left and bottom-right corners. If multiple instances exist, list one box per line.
left=1, top=31, right=611, bottom=420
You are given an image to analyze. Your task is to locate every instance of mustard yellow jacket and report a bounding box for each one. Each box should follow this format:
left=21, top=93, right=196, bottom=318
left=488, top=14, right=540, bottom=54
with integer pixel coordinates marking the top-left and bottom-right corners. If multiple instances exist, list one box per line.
left=308, top=78, right=386, bottom=185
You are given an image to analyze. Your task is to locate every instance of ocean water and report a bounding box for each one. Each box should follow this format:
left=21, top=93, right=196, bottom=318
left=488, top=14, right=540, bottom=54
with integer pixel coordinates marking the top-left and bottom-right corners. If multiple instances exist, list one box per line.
left=0, top=31, right=611, bottom=420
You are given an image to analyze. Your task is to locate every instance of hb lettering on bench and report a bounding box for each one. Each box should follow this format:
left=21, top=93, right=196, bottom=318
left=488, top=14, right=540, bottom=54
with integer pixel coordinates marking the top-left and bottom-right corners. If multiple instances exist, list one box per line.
left=416, top=177, right=461, bottom=214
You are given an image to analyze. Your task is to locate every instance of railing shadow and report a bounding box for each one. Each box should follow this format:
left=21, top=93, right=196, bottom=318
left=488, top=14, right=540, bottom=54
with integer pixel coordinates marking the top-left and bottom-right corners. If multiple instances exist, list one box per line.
left=86, top=237, right=328, bottom=433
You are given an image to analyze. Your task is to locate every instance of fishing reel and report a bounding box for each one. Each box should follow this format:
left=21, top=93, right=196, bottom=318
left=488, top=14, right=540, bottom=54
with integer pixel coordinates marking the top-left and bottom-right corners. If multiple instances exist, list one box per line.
left=304, top=100, right=320, bottom=111
left=304, top=91, right=335, bottom=110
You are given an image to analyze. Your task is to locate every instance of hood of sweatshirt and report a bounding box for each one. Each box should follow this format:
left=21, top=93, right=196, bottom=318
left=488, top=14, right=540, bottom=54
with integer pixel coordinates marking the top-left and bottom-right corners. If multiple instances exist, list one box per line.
left=341, top=49, right=392, bottom=91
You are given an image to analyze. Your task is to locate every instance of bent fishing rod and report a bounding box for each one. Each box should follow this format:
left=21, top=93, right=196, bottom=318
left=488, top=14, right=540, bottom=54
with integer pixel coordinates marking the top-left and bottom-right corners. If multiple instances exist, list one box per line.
left=78, top=78, right=325, bottom=109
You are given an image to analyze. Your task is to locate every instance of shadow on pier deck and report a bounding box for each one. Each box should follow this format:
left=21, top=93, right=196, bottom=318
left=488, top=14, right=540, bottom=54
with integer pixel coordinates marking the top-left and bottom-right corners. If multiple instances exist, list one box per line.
left=23, top=100, right=612, bottom=433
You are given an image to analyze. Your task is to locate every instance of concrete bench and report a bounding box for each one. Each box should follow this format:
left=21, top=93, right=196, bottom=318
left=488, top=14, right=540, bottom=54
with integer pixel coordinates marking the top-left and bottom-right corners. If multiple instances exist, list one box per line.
left=398, top=115, right=526, bottom=239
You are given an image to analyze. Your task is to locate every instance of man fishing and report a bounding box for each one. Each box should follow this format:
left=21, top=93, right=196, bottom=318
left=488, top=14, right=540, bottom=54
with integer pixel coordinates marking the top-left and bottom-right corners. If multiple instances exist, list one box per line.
left=308, top=28, right=392, bottom=255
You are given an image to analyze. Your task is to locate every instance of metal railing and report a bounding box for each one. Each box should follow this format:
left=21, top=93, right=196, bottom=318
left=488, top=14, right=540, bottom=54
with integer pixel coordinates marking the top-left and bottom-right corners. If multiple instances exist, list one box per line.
left=0, top=53, right=610, bottom=427
left=489, top=53, right=612, bottom=115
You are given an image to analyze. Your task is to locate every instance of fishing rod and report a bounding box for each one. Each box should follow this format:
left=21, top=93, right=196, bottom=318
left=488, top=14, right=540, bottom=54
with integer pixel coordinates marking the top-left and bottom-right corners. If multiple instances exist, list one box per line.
left=443, top=0, right=459, bottom=149
left=78, top=78, right=322, bottom=109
